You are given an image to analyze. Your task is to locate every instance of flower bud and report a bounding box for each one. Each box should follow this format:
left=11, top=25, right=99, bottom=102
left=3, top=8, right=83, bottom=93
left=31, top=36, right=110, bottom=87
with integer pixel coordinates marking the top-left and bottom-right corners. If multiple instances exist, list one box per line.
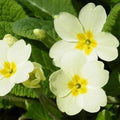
left=33, top=28, right=55, bottom=48
left=3, top=34, right=18, bottom=46
left=23, top=62, right=46, bottom=88
left=33, top=29, right=46, bottom=40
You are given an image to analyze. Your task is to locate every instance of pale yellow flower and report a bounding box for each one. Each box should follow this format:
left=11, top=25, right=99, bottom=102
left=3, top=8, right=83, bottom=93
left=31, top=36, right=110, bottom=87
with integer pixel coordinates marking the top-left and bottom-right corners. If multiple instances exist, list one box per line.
left=49, top=51, right=109, bottom=115
left=0, top=40, right=33, bottom=96
left=50, top=3, right=119, bottom=67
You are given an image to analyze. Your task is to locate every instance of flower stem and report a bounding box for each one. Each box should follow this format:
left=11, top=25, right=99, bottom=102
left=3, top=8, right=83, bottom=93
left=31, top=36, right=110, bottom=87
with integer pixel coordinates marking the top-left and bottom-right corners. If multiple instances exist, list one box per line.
left=34, top=88, right=63, bottom=120
left=0, top=94, right=38, bottom=109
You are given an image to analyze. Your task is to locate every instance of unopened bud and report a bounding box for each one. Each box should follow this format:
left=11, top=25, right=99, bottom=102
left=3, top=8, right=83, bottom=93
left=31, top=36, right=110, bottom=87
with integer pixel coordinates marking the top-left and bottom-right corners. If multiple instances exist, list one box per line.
left=23, top=62, right=46, bottom=88
left=33, top=29, right=46, bottom=40
left=3, top=34, right=18, bottom=46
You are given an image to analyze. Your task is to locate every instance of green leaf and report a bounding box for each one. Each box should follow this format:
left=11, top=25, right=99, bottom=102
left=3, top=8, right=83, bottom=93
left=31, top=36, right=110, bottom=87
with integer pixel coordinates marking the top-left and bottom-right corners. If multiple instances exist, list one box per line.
left=13, top=17, right=58, bottom=47
left=103, top=3, right=120, bottom=39
left=0, top=21, right=14, bottom=39
left=0, top=0, right=28, bottom=40
left=25, top=102, right=53, bottom=120
left=0, top=0, right=27, bottom=22
left=96, top=110, right=112, bottom=120
left=104, top=63, right=120, bottom=96
left=30, top=41, right=56, bottom=72
left=110, top=0, right=120, bottom=7
left=16, top=0, right=77, bottom=19
left=30, top=40, right=57, bottom=98
left=103, top=3, right=120, bottom=69
left=10, top=84, right=38, bottom=98
left=0, top=99, right=12, bottom=109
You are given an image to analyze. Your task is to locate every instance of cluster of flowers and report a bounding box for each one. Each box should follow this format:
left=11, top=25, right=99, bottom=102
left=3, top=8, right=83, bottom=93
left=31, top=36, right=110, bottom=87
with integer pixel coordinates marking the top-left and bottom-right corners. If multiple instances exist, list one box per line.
left=0, top=34, right=45, bottom=96
left=49, top=3, right=119, bottom=115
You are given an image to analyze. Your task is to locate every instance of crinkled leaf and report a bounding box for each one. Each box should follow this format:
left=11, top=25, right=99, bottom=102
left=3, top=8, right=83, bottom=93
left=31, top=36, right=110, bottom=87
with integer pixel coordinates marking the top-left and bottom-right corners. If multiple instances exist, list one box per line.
left=0, top=21, right=14, bottom=39
left=10, top=84, right=38, bottom=98
left=0, top=0, right=28, bottom=40
left=0, top=0, right=27, bottom=22
left=16, top=0, right=77, bottom=19
left=13, top=17, right=58, bottom=47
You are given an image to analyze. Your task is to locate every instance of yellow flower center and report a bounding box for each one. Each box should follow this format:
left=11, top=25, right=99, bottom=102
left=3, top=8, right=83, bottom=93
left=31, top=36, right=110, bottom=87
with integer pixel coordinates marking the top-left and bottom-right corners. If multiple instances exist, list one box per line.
left=68, top=74, right=88, bottom=96
left=76, top=30, right=97, bottom=55
left=0, top=61, right=17, bottom=78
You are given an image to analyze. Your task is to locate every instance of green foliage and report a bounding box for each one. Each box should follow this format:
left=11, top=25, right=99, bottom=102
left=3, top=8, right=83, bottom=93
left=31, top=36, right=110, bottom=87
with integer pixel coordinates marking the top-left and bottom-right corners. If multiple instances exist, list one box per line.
left=0, top=99, right=12, bottom=109
left=0, top=0, right=27, bottom=39
left=0, top=0, right=120, bottom=119
left=13, top=17, right=58, bottom=47
left=25, top=102, right=53, bottom=120
left=110, top=0, right=120, bottom=7
left=0, top=22, right=14, bottom=39
left=30, top=40, right=57, bottom=72
left=103, top=3, right=120, bottom=40
left=96, top=110, right=112, bottom=120
left=104, top=64, right=120, bottom=96
left=16, top=0, right=77, bottom=19
left=0, top=0, right=27, bottom=22
left=10, top=84, right=38, bottom=98
left=30, top=40, right=57, bottom=98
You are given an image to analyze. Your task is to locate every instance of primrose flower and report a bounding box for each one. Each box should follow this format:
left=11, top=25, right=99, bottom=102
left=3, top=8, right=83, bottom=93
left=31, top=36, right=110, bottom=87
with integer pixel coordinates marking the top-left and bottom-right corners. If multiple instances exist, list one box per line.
left=23, top=62, right=46, bottom=88
left=50, top=3, right=119, bottom=67
left=0, top=40, right=33, bottom=96
left=49, top=51, right=109, bottom=115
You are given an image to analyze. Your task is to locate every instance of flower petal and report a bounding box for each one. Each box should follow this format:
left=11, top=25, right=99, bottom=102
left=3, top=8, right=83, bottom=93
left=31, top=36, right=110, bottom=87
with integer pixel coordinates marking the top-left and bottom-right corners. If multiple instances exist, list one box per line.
left=11, top=61, right=34, bottom=83
left=79, top=3, right=107, bottom=34
left=57, top=94, right=82, bottom=115
left=49, top=69, right=71, bottom=97
left=96, top=46, right=118, bottom=61
left=95, top=32, right=119, bottom=47
left=50, top=40, right=97, bottom=67
left=86, top=50, right=98, bottom=61
left=8, top=40, right=31, bottom=66
left=54, top=12, right=83, bottom=41
left=95, top=32, right=119, bottom=61
left=82, top=88, right=107, bottom=113
left=49, top=40, right=75, bottom=67
left=81, top=61, right=109, bottom=87
left=0, top=79, right=14, bottom=96
left=0, top=41, right=9, bottom=64
left=61, top=51, right=87, bottom=75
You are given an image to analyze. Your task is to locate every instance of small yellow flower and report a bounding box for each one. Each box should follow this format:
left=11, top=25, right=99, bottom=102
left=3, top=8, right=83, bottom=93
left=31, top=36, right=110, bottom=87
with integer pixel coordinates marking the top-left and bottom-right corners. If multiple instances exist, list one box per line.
left=23, top=62, right=46, bottom=88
